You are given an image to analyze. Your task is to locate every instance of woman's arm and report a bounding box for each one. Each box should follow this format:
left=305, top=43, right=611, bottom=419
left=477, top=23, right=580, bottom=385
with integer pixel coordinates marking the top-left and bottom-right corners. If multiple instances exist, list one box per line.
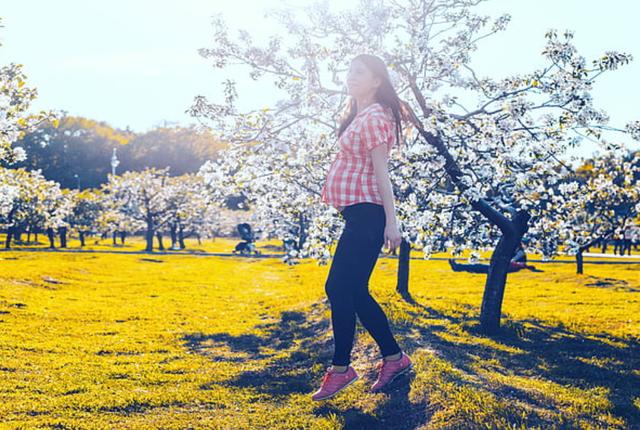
left=371, top=145, right=396, bottom=224
left=371, top=144, right=402, bottom=252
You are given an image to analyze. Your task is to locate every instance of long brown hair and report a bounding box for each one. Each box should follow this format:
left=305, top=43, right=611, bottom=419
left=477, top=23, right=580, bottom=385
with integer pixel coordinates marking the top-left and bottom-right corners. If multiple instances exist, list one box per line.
left=337, top=54, right=416, bottom=151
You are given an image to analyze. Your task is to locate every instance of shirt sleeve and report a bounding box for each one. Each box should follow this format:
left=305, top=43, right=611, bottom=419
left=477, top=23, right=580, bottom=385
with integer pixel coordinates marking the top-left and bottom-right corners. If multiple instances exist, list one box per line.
left=361, top=112, right=393, bottom=152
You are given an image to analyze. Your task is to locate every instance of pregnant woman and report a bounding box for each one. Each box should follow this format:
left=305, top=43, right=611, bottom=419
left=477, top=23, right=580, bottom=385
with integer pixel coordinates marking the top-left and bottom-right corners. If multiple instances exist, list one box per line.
left=311, top=54, right=413, bottom=401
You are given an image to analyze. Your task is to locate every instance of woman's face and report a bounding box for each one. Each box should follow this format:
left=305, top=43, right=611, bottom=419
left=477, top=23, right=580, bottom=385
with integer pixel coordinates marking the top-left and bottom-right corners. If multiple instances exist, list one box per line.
left=346, top=59, right=381, bottom=99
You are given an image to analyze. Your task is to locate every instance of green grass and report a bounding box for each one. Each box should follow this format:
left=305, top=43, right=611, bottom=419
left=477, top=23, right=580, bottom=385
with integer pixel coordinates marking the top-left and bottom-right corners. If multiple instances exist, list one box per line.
left=0, top=236, right=639, bottom=429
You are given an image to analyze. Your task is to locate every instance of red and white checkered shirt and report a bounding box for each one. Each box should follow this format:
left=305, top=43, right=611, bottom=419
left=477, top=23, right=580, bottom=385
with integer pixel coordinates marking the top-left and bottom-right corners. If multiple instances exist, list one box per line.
left=321, top=102, right=396, bottom=211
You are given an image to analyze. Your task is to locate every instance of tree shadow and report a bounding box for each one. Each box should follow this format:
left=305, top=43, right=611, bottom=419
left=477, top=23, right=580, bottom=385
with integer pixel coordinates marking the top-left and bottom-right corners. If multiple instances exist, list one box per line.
left=581, top=275, right=640, bottom=292
left=180, top=292, right=640, bottom=428
left=395, top=300, right=640, bottom=428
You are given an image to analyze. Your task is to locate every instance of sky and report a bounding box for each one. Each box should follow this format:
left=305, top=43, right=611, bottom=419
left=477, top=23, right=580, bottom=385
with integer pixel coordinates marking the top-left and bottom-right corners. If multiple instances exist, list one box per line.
left=2, top=0, right=639, bottom=158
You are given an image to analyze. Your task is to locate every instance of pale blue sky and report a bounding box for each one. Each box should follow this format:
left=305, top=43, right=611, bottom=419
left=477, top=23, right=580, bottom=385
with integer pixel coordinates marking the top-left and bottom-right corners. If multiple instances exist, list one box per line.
left=2, top=0, right=639, bottom=156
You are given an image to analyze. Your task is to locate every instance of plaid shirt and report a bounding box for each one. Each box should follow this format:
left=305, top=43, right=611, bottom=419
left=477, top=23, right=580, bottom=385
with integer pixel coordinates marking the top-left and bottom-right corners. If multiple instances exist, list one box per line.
left=321, top=103, right=396, bottom=211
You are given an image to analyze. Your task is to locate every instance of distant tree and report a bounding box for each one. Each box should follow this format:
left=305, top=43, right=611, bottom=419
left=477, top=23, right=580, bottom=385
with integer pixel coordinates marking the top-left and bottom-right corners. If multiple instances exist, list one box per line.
left=10, top=115, right=133, bottom=189
left=162, top=173, right=221, bottom=249
left=68, top=189, right=104, bottom=246
left=0, top=168, right=70, bottom=249
left=118, top=125, right=226, bottom=175
left=558, top=149, right=640, bottom=274
left=101, top=168, right=173, bottom=252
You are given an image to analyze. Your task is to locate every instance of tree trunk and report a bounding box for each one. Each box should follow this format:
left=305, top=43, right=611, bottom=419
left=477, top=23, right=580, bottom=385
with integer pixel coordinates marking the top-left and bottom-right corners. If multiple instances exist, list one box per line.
left=145, top=223, right=154, bottom=252
left=156, top=232, right=164, bottom=250
left=479, top=211, right=530, bottom=334
left=119, top=231, right=126, bottom=244
left=112, top=231, right=117, bottom=245
left=170, top=224, right=178, bottom=248
left=47, top=228, right=56, bottom=248
left=59, top=227, right=67, bottom=248
left=79, top=231, right=85, bottom=247
left=27, top=231, right=31, bottom=243
left=178, top=224, right=186, bottom=249
left=297, top=213, right=307, bottom=251
left=396, top=238, right=411, bottom=300
left=576, top=249, right=584, bottom=275
left=5, top=227, right=13, bottom=249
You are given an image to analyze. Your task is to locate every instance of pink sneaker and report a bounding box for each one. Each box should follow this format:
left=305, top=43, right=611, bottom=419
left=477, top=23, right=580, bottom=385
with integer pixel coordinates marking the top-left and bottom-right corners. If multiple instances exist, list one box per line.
left=371, top=352, right=412, bottom=392
left=311, top=366, right=359, bottom=401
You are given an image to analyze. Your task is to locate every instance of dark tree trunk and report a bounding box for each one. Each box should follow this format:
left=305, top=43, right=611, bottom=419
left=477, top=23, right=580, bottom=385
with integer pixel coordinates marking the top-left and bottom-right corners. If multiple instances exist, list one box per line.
left=27, top=231, right=31, bottom=243
left=112, top=231, right=117, bottom=245
left=178, top=224, right=186, bottom=249
left=170, top=224, right=178, bottom=248
left=297, top=213, right=307, bottom=251
left=119, top=231, right=126, bottom=244
left=5, top=226, right=13, bottom=249
left=145, top=221, right=154, bottom=252
left=59, top=227, right=67, bottom=248
left=479, top=211, right=530, bottom=334
left=47, top=227, right=56, bottom=248
left=576, top=249, right=584, bottom=275
left=156, top=232, right=164, bottom=251
left=79, top=231, right=86, bottom=247
left=396, top=238, right=411, bottom=300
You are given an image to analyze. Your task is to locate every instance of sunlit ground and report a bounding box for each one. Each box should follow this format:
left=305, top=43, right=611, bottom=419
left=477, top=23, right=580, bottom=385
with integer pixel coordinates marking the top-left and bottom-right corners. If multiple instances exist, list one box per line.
left=1, top=235, right=639, bottom=429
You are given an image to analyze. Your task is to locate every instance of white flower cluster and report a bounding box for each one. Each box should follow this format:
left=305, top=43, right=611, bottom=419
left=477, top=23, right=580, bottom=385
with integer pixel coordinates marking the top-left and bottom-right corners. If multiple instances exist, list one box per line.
left=625, top=121, right=640, bottom=141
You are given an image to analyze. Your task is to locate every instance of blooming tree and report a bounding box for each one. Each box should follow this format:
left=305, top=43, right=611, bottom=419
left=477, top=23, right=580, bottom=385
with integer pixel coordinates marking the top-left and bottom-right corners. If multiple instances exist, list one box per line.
left=1, top=17, right=58, bottom=163
left=162, top=173, right=222, bottom=249
left=0, top=167, right=70, bottom=248
left=1, top=16, right=58, bottom=239
left=68, top=189, right=105, bottom=246
left=100, top=168, right=175, bottom=252
left=190, top=0, right=640, bottom=332
left=531, top=148, right=640, bottom=274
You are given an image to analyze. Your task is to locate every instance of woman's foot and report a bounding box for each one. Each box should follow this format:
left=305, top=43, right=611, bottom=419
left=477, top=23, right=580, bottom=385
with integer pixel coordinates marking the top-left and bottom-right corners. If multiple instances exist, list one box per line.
left=311, top=365, right=359, bottom=401
left=371, top=351, right=412, bottom=392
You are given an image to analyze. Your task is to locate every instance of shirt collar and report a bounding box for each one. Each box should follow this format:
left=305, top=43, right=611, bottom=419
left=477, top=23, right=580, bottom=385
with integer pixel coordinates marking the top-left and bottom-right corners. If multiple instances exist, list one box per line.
left=355, top=102, right=381, bottom=117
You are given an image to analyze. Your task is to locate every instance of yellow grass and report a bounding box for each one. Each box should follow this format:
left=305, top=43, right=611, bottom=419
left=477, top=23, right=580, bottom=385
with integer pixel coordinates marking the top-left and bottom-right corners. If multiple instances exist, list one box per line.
left=0, top=235, right=639, bottom=429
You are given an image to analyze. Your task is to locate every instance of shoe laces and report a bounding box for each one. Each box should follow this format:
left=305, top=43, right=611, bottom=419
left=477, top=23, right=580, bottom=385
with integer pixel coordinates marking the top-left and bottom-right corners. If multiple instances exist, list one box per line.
left=321, top=369, right=332, bottom=385
left=321, top=368, right=343, bottom=388
left=376, top=354, right=403, bottom=373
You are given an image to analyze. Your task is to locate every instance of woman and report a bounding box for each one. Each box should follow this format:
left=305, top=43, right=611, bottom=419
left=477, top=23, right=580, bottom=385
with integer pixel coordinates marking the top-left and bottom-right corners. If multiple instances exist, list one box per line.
left=311, top=54, right=413, bottom=401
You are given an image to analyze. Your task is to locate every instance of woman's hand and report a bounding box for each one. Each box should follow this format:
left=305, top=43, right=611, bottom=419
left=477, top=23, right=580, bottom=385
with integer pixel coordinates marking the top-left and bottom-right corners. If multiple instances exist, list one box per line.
left=383, top=222, right=402, bottom=253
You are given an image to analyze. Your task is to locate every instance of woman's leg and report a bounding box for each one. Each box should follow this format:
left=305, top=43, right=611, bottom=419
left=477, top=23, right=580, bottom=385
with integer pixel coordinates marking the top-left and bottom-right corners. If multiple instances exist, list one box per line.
left=350, top=204, right=401, bottom=359
left=324, top=203, right=403, bottom=365
left=324, top=218, right=363, bottom=367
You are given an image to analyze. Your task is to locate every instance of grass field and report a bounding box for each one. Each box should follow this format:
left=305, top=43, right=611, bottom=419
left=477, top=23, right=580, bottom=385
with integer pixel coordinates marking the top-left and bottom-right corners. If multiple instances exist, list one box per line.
left=0, top=235, right=639, bottom=429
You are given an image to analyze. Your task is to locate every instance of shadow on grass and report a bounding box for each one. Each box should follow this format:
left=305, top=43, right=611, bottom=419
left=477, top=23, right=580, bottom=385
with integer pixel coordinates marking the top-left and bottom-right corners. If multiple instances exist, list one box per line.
left=183, top=302, right=332, bottom=395
left=395, top=299, right=640, bottom=429
left=182, top=288, right=640, bottom=429
left=182, top=299, right=431, bottom=429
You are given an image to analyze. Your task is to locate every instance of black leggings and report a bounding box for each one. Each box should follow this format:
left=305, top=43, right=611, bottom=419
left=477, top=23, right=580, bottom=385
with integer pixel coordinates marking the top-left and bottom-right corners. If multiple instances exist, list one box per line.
left=324, top=202, right=401, bottom=366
